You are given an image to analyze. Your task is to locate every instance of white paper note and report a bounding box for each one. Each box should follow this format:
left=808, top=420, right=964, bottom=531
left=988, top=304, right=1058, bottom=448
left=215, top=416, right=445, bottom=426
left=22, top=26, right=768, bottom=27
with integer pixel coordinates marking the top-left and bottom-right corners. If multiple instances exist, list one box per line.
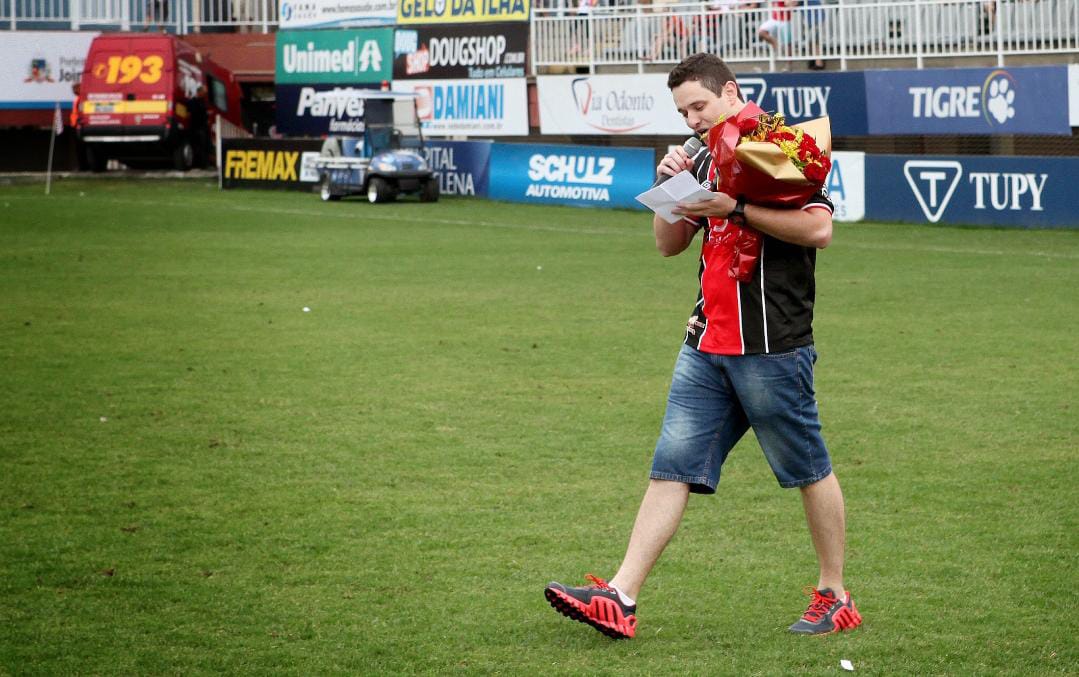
left=840, top=659, right=854, bottom=671
left=635, top=170, right=716, bottom=223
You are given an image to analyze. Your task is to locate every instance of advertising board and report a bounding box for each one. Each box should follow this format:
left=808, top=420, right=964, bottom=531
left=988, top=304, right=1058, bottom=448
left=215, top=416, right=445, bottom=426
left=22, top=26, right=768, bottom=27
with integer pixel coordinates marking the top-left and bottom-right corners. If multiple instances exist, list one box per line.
left=221, top=138, right=324, bottom=191
left=280, top=0, right=396, bottom=29
left=866, top=155, right=1079, bottom=227
left=0, top=32, right=98, bottom=108
left=423, top=140, right=492, bottom=196
left=537, top=71, right=868, bottom=136
left=275, top=84, right=381, bottom=136
left=488, top=142, right=654, bottom=209
left=865, top=66, right=1071, bottom=136
left=391, top=78, right=528, bottom=136
left=826, top=151, right=865, bottom=223
left=397, top=0, right=529, bottom=24
left=393, top=23, right=528, bottom=80
left=276, top=28, right=394, bottom=85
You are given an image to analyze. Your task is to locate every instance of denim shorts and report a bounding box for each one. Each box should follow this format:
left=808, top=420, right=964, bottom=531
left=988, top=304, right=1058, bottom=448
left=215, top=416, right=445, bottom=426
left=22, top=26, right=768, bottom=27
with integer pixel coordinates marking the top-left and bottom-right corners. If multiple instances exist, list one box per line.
left=650, top=344, right=832, bottom=493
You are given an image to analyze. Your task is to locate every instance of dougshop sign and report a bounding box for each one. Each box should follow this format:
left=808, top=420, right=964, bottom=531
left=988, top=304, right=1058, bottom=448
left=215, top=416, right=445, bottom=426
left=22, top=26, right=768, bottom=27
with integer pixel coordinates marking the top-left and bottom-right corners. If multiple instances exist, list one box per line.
left=489, top=142, right=653, bottom=209
left=391, top=78, right=527, bottom=136
left=275, top=84, right=380, bottom=136
left=279, top=0, right=396, bottom=29
left=397, top=0, right=529, bottom=24
left=865, top=66, right=1071, bottom=136
left=276, top=28, right=394, bottom=85
left=221, top=139, right=323, bottom=191
left=393, top=24, right=527, bottom=80
left=866, top=154, right=1079, bottom=228
left=423, top=140, right=492, bottom=196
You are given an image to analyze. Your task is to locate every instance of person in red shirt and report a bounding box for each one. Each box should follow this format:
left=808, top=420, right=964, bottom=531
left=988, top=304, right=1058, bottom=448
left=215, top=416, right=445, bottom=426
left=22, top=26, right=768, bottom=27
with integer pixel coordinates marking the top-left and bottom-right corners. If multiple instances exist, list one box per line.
left=545, top=53, right=861, bottom=639
left=759, top=0, right=796, bottom=57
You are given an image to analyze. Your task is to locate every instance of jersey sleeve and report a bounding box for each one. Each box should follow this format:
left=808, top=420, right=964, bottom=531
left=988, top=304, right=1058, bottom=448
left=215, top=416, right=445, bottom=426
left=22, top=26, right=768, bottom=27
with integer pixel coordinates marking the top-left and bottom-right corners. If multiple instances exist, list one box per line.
left=802, top=187, right=834, bottom=214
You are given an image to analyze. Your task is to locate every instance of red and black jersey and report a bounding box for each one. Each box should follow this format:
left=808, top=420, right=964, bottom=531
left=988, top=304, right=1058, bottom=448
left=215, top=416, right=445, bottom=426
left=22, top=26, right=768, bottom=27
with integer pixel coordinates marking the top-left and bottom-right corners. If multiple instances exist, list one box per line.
left=678, top=140, right=834, bottom=355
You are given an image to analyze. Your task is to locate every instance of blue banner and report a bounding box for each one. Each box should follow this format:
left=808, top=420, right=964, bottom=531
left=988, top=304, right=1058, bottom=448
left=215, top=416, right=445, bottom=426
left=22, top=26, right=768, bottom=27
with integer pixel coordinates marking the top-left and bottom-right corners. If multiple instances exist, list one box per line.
left=865, top=66, right=1071, bottom=136
left=736, top=71, right=868, bottom=136
left=422, top=140, right=491, bottom=197
left=865, top=154, right=1079, bottom=228
left=275, top=83, right=381, bottom=137
left=489, top=143, right=654, bottom=209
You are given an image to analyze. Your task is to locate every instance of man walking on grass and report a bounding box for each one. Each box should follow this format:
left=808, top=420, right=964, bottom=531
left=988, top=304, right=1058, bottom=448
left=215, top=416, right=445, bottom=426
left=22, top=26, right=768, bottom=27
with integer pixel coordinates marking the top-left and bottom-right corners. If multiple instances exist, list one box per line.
left=544, top=53, right=861, bottom=639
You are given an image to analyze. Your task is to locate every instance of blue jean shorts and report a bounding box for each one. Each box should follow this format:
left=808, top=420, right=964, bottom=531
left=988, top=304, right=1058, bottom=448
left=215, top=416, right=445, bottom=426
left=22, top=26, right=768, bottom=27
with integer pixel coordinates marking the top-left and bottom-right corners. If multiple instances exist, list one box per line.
left=650, top=344, right=832, bottom=493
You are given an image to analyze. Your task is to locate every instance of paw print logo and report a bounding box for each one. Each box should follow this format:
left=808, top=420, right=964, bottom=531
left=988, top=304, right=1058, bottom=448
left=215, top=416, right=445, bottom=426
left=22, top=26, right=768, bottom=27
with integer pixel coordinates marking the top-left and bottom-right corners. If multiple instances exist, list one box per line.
left=983, top=72, right=1016, bottom=126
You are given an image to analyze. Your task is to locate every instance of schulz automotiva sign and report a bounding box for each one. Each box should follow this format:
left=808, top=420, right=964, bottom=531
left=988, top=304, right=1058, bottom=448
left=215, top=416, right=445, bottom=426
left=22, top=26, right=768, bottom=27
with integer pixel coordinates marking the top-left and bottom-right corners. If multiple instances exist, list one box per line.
left=276, top=28, right=394, bottom=84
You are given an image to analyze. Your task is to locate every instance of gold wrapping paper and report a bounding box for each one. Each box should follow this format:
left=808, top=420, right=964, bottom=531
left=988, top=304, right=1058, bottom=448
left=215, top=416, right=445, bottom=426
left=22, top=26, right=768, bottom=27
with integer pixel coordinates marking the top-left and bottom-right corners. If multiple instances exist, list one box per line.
left=734, top=116, right=832, bottom=186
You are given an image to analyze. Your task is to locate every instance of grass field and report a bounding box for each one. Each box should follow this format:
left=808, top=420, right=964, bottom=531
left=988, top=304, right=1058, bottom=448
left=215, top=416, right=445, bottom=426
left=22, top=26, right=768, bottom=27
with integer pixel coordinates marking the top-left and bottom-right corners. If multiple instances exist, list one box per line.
left=1, top=178, right=1076, bottom=675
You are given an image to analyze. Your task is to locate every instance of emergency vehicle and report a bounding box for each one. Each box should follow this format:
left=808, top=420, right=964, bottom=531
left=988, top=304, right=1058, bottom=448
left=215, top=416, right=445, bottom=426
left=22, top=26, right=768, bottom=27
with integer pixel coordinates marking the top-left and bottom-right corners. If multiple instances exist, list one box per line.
left=74, top=33, right=244, bottom=171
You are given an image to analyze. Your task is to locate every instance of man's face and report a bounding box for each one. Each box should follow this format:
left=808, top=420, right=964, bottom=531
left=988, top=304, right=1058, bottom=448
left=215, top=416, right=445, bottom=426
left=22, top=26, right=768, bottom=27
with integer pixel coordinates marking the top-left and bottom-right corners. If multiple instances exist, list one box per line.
left=671, top=79, right=738, bottom=135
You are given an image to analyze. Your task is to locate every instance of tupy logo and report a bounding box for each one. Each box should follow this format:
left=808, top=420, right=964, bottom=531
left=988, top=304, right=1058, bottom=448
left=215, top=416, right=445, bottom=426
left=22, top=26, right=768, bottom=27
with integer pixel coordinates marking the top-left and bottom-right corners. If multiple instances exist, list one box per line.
left=568, top=77, right=653, bottom=133
left=737, top=77, right=767, bottom=105
left=908, top=69, right=1018, bottom=127
left=904, top=160, right=962, bottom=223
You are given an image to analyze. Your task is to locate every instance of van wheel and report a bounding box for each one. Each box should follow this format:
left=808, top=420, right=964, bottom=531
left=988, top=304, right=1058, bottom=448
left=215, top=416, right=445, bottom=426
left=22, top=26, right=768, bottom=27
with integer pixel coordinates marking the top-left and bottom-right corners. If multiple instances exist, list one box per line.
left=367, top=177, right=396, bottom=204
left=84, top=144, right=107, bottom=173
left=419, top=178, right=440, bottom=203
left=320, top=176, right=340, bottom=202
left=172, top=139, right=194, bottom=171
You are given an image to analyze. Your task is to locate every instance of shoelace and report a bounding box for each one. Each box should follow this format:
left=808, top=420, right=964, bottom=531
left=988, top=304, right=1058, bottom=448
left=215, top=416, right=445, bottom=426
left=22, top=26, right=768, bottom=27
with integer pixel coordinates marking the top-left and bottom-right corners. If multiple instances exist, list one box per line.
left=585, top=574, right=614, bottom=591
left=801, top=587, right=838, bottom=622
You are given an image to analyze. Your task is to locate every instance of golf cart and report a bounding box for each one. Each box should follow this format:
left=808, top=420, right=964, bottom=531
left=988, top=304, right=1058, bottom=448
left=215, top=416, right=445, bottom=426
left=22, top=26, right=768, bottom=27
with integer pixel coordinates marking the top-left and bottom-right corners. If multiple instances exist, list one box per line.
left=314, top=91, right=438, bottom=204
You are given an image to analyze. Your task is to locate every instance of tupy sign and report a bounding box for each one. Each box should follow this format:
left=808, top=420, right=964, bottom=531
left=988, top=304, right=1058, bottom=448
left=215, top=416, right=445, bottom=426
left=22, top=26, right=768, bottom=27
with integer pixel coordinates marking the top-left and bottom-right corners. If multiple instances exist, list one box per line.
left=735, top=71, right=868, bottom=135
left=866, top=155, right=1078, bottom=228
left=489, top=142, right=654, bottom=209
left=393, top=24, right=527, bottom=79
left=275, top=28, right=394, bottom=84
left=865, top=66, right=1071, bottom=135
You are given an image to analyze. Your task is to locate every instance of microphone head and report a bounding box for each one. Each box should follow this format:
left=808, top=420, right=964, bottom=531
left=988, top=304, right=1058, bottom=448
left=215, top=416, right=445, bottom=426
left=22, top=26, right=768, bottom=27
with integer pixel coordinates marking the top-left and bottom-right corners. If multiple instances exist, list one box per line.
left=683, top=137, right=703, bottom=155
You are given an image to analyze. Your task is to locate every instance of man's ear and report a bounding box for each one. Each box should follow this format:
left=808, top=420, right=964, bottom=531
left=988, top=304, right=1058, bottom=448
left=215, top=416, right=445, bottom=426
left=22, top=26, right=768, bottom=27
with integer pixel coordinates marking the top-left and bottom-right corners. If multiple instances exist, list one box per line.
left=722, top=80, right=741, bottom=106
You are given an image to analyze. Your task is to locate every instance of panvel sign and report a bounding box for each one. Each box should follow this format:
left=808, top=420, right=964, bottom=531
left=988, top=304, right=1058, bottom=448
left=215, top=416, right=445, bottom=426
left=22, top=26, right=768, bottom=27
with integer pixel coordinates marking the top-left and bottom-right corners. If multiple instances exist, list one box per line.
left=489, top=143, right=654, bottom=209
left=275, top=84, right=380, bottom=136
left=391, top=78, right=527, bottom=136
left=276, top=28, right=394, bottom=85
left=423, top=140, right=491, bottom=196
left=865, top=66, right=1071, bottom=135
left=221, top=138, right=324, bottom=191
left=866, top=155, right=1079, bottom=228
left=280, top=0, right=396, bottom=29
left=397, top=0, right=529, bottom=23
left=393, top=23, right=528, bottom=80
left=538, top=71, right=868, bottom=136
left=1, top=32, right=98, bottom=108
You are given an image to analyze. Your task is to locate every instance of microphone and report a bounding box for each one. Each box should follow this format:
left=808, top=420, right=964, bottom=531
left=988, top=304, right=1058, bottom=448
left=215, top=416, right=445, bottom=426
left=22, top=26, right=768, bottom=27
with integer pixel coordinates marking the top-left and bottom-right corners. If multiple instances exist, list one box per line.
left=655, top=136, right=703, bottom=185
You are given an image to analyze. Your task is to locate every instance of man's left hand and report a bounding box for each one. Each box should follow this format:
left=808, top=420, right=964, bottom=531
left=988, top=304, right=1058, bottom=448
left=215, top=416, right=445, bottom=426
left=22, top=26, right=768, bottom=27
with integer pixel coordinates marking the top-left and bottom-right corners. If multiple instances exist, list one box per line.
left=672, top=192, right=737, bottom=219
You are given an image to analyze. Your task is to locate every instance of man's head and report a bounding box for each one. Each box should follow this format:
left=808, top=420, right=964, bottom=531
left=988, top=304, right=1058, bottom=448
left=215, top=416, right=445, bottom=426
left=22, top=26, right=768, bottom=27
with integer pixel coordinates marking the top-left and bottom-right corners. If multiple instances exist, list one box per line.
left=667, top=53, right=744, bottom=135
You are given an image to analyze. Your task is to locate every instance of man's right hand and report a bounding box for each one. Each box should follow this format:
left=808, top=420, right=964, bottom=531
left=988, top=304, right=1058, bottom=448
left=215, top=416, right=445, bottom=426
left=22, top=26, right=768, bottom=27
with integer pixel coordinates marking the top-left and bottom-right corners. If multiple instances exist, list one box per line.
left=657, top=146, right=695, bottom=180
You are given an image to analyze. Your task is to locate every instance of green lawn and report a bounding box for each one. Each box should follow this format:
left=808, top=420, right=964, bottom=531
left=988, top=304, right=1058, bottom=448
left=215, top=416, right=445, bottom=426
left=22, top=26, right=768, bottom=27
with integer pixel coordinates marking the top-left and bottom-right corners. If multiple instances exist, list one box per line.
left=1, top=178, right=1076, bottom=675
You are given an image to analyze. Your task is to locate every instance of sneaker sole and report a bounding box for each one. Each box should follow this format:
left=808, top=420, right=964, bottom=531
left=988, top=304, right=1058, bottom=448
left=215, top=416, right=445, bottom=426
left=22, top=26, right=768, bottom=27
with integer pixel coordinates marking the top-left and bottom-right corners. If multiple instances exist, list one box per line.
left=544, top=587, right=636, bottom=639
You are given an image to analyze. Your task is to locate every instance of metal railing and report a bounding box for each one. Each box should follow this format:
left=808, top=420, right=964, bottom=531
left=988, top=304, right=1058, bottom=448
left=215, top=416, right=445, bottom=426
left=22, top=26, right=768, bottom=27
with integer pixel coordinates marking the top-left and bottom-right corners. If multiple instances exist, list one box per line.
left=531, top=0, right=1079, bottom=72
left=1, top=0, right=278, bottom=32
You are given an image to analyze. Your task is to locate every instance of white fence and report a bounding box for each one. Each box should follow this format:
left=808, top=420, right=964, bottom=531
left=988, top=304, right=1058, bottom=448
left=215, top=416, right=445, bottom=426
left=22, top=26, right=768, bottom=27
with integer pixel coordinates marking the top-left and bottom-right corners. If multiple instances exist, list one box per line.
left=1, top=0, right=278, bottom=32
left=531, top=0, right=1079, bottom=71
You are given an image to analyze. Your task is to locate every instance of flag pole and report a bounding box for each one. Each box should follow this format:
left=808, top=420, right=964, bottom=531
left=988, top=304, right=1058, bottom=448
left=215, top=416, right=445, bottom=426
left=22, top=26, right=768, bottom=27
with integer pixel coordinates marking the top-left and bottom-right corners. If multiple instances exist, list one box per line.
left=45, top=102, right=60, bottom=196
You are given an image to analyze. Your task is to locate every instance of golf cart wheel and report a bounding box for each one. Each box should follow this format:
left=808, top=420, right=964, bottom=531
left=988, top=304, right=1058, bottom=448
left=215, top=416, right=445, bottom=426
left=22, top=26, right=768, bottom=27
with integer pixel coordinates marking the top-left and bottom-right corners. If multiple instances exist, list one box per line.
left=419, top=178, right=440, bottom=203
left=367, top=177, right=396, bottom=204
left=172, top=138, right=194, bottom=171
left=320, top=175, right=340, bottom=202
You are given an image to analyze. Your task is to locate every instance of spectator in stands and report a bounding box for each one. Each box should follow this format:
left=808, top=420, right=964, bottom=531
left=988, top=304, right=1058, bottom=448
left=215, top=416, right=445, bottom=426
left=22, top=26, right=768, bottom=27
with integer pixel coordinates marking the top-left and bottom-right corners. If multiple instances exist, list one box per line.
left=695, top=0, right=737, bottom=54
left=648, top=0, right=690, bottom=61
left=569, top=0, right=599, bottom=59
left=803, top=0, right=825, bottom=69
left=758, top=0, right=795, bottom=58
left=145, top=0, right=168, bottom=31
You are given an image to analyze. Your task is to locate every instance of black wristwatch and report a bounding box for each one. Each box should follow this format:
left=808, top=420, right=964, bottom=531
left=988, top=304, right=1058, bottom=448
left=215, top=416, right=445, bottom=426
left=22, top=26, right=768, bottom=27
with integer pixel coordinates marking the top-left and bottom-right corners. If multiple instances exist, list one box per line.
left=727, top=197, right=747, bottom=226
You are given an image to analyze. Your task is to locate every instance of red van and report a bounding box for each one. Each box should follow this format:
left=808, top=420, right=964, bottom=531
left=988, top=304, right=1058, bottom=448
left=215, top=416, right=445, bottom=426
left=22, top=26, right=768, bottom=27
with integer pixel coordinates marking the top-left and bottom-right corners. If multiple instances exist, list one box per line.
left=74, top=33, right=245, bottom=171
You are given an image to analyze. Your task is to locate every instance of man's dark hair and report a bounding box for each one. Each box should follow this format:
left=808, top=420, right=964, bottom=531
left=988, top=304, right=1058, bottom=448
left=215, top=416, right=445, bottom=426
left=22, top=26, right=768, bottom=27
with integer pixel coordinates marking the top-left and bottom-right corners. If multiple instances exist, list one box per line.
left=667, top=53, right=741, bottom=100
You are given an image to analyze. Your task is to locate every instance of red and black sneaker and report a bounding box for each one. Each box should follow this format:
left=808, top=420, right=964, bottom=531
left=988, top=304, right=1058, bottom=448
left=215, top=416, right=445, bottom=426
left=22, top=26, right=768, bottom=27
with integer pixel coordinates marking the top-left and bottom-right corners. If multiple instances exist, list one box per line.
left=788, top=587, right=863, bottom=635
left=544, top=575, right=637, bottom=639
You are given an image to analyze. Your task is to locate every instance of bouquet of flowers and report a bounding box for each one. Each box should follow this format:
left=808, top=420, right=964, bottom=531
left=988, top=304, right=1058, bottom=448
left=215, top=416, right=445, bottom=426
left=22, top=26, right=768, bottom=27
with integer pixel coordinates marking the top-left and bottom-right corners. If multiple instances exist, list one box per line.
left=704, top=101, right=832, bottom=281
